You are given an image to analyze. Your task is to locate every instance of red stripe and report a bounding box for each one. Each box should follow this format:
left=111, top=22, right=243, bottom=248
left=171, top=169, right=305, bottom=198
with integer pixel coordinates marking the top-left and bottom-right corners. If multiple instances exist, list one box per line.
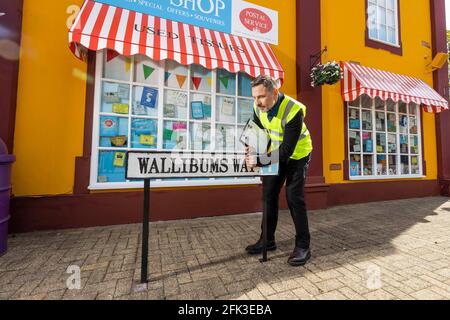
left=355, top=76, right=361, bottom=98
left=122, top=10, right=136, bottom=56
left=177, top=22, right=187, bottom=65
left=247, top=39, right=264, bottom=76
left=153, top=17, right=161, bottom=61
left=264, top=43, right=283, bottom=75
left=89, top=4, right=109, bottom=50
left=255, top=40, right=272, bottom=75
left=347, top=68, right=353, bottom=101
left=199, top=27, right=212, bottom=69
left=237, top=37, right=255, bottom=77
left=188, top=25, right=200, bottom=65
left=228, top=35, right=245, bottom=73
left=72, top=0, right=95, bottom=43
left=138, top=14, right=149, bottom=55
left=208, top=30, right=224, bottom=69
left=340, top=62, right=346, bottom=98
left=107, top=7, right=123, bottom=50
left=166, top=20, right=175, bottom=60
left=218, top=31, right=234, bottom=72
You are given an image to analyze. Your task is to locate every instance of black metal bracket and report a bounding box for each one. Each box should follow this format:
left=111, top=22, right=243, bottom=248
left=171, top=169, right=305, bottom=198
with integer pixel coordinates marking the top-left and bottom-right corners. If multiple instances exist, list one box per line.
left=310, top=46, right=328, bottom=69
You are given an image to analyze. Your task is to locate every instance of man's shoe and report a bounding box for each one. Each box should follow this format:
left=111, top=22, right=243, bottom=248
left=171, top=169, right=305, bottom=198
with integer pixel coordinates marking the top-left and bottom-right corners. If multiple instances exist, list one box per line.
left=245, top=239, right=277, bottom=255
left=287, top=247, right=311, bottom=266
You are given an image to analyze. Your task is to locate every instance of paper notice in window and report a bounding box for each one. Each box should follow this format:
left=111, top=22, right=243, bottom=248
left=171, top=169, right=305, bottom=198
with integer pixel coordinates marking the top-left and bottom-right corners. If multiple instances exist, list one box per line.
left=221, top=97, right=235, bottom=116
left=203, top=95, right=211, bottom=106
left=166, top=90, right=187, bottom=107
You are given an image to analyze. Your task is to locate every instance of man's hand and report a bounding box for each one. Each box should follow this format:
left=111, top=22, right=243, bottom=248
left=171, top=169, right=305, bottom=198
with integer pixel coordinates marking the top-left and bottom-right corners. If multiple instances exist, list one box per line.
left=245, top=146, right=257, bottom=170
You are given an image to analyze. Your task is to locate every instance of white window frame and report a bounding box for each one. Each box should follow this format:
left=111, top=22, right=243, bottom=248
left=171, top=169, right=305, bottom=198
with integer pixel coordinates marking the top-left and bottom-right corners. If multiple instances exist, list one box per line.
left=347, top=96, right=424, bottom=181
left=89, top=50, right=261, bottom=190
left=367, top=0, right=400, bottom=47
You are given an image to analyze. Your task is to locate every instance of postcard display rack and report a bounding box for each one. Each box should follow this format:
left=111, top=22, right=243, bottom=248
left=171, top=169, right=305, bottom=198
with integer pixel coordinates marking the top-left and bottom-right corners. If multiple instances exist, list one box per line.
left=97, top=52, right=255, bottom=184
left=347, top=96, right=421, bottom=178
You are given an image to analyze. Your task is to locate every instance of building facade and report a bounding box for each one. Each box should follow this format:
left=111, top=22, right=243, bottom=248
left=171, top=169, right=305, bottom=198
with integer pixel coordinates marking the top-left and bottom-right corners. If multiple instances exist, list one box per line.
left=1, top=0, right=449, bottom=232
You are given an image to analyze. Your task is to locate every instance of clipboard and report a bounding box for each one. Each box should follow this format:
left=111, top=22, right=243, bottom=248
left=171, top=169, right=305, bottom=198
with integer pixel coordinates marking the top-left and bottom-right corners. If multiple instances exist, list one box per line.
left=239, top=119, right=269, bottom=154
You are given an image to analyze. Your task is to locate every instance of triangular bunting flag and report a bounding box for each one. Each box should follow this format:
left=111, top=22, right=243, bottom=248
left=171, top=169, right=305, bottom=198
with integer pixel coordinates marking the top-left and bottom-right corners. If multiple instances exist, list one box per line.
left=176, top=75, right=187, bottom=88
left=165, top=72, right=171, bottom=83
left=206, top=77, right=212, bottom=87
left=192, top=77, right=202, bottom=90
left=219, top=76, right=229, bottom=89
left=125, top=58, right=131, bottom=73
left=106, top=50, right=120, bottom=62
left=143, top=65, right=155, bottom=80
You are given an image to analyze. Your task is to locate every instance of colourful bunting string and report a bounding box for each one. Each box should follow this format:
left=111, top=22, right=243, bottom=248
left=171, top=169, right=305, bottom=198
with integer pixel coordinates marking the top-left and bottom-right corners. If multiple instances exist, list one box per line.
left=192, top=77, right=202, bottom=90
left=176, top=75, right=187, bottom=88
left=219, top=76, right=229, bottom=89
left=143, top=65, right=155, bottom=80
left=165, top=72, right=171, bottom=83
left=106, top=50, right=120, bottom=62
left=125, top=58, right=131, bottom=73
left=206, top=77, right=212, bottom=87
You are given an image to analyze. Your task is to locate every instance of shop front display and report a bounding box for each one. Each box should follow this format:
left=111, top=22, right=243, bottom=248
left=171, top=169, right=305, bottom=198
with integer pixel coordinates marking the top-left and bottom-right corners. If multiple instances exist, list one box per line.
left=69, top=0, right=284, bottom=189
left=341, top=61, right=448, bottom=180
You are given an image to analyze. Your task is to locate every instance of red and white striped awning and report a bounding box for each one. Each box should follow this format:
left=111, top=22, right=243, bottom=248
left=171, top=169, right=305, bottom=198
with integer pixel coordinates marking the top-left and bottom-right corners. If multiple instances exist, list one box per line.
left=69, top=0, right=284, bottom=80
left=341, top=61, right=448, bottom=113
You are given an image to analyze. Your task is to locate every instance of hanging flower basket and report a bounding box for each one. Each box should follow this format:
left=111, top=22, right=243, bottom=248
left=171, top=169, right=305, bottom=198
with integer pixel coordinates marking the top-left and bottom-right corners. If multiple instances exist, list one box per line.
left=310, top=61, right=343, bottom=87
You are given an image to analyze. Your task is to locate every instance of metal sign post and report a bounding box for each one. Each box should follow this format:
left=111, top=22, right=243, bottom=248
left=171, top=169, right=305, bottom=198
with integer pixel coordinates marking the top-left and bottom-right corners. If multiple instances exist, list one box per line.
left=260, top=201, right=268, bottom=263
left=140, top=178, right=151, bottom=284
left=126, top=151, right=278, bottom=282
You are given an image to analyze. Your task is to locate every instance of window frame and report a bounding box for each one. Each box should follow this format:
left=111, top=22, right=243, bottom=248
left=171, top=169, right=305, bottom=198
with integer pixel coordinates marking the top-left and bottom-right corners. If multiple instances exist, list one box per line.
left=344, top=95, right=425, bottom=181
left=365, top=0, right=403, bottom=55
left=88, top=50, right=261, bottom=190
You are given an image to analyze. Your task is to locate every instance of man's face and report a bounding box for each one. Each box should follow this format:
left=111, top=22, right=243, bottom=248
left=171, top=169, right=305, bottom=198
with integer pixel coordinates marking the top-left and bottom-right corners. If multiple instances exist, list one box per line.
left=252, top=84, right=278, bottom=113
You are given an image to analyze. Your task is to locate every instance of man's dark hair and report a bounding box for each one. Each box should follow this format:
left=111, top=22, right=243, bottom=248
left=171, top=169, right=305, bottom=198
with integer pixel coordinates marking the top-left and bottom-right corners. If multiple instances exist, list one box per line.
left=251, top=75, right=278, bottom=92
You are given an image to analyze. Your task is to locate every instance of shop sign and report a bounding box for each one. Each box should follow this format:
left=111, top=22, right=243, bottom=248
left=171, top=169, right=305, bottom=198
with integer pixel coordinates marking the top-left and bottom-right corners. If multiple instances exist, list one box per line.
left=232, top=1, right=278, bottom=45
left=94, top=0, right=278, bottom=45
left=126, top=152, right=263, bottom=179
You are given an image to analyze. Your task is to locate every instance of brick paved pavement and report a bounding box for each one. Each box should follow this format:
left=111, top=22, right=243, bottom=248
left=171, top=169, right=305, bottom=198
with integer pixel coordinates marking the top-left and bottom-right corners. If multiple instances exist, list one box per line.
left=1, top=197, right=450, bottom=300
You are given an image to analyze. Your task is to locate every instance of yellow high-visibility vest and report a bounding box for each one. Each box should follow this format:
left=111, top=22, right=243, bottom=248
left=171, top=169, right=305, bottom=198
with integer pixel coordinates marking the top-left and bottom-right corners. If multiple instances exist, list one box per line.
left=254, top=95, right=313, bottom=160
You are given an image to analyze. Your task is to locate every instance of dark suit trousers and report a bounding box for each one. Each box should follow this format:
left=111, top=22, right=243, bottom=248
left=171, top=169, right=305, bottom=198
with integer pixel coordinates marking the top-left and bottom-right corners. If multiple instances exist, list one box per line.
left=261, top=154, right=311, bottom=249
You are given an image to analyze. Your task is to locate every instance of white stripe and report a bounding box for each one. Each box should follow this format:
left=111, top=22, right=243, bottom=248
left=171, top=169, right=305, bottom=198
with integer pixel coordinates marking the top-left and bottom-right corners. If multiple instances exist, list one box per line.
left=80, top=2, right=102, bottom=48
left=70, top=0, right=89, bottom=33
left=115, top=10, right=130, bottom=53
left=222, top=33, right=240, bottom=72
left=260, top=42, right=277, bottom=75
left=130, top=13, right=142, bottom=55
left=193, top=26, right=207, bottom=66
left=184, top=23, right=194, bottom=65
left=206, top=29, right=218, bottom=69
left=343, top=64, right=350, bottom=101
left=240, top=37, right=258, bottom=76
left=236, top=38, right=251, bottom=74
left=158, top=18, right=169, bottom=60
left=145, top=15, right=154, bottom=58
left=97, top=6, right=116, bottom=50
left=351, top=71, right=357, bottom=101
left=171, top=21, right=181, bottom=62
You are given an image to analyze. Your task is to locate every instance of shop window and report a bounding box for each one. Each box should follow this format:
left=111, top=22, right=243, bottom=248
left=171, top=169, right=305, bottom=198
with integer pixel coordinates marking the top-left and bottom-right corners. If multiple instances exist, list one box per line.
left=366, top=0, right=402, bottom=55
left=347, top=95, right=422, bottom=179
left=91, top=51, right=257, bottom=188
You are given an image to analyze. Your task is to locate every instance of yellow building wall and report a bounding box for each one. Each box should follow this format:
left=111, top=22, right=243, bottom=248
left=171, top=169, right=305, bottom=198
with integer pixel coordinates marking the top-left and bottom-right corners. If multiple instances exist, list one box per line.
left=13, top=0, right=87, bottom=196
left=321, top=0, right=438, bottom=184
left=13, top=0, right=297, bottom=196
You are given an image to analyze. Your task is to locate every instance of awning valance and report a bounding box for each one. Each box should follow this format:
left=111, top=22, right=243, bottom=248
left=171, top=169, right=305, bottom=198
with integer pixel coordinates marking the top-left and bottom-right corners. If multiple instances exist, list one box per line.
left=341, top=62, right=448, bottom=113
left=69, top=0, right=284, bottom=80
